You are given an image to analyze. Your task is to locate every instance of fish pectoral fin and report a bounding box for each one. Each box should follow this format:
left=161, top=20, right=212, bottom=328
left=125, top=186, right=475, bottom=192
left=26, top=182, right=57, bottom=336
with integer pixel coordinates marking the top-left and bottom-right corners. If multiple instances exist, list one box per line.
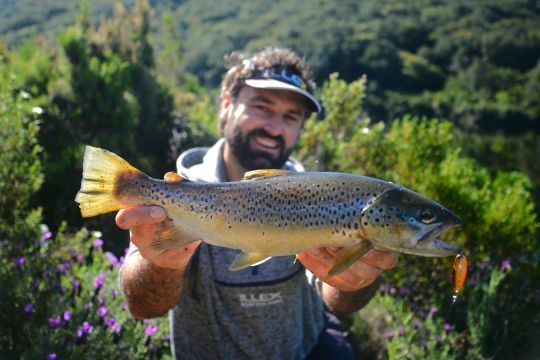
left=150, top=219, right=198, bottom=251
left=228, top=251, right=272, bottom=271
left=164, top=171, right=187, bottom=182
left=242, top=169, right=291, bottom=181
left=328, top=241, right=373, bottom=277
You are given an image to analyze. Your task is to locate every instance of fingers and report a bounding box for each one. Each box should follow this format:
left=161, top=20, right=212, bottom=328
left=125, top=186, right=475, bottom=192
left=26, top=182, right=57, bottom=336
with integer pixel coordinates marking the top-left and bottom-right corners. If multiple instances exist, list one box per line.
left=151, top=241, right=201, bottom=270
left=297, top=249, right=366, bottom=292
left=359, top=249, right=400, bottom=270
left=298, top=247, right=399, bottom=292
left=115, top=206, right=166, bottom=229
left=115, top=205, right=200, bottom=270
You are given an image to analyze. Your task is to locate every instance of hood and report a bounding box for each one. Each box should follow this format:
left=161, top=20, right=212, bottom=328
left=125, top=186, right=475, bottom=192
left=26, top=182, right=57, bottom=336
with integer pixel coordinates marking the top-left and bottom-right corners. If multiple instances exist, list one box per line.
left=176, top=138, right=305, bottom=182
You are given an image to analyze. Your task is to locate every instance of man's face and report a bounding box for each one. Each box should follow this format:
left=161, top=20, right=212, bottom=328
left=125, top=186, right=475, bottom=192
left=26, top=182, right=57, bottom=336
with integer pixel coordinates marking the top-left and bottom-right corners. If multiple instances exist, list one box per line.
left=222, top=86, right=308, bottom=171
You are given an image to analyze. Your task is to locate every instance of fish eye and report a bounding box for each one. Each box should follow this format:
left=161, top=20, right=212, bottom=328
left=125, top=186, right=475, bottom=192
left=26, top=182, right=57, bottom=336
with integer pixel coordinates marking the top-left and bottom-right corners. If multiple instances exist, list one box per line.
left=419, top=209, right=436, bottom=224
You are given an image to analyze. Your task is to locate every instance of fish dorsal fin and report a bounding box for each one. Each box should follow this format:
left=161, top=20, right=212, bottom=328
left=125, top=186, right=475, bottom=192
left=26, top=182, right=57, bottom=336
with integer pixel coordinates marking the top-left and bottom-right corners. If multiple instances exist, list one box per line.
left=164, top=171, right=187, bottom=182
left=243, top=169, right=291, bottom=181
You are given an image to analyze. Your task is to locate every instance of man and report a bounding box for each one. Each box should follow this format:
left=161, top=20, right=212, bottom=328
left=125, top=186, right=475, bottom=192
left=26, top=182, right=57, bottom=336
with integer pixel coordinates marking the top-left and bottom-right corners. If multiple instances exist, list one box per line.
left=116, top=46, right=398, bottom=359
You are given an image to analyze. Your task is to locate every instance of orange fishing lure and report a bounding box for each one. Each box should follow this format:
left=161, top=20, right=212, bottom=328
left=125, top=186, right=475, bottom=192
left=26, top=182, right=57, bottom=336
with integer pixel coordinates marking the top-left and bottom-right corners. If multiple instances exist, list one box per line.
left=452, top=254, right=467, bottom=303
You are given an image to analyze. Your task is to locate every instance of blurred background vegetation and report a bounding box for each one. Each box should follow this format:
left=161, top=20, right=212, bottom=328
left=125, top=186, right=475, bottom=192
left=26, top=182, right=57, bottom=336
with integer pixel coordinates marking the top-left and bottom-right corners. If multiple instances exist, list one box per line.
left=0, top=0, right=538, bottom=358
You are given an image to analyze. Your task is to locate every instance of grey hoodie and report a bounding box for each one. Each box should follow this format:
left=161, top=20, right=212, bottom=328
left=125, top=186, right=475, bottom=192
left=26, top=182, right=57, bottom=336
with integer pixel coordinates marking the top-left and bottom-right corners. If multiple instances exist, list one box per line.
left=169, top=139, right=325, bottom=359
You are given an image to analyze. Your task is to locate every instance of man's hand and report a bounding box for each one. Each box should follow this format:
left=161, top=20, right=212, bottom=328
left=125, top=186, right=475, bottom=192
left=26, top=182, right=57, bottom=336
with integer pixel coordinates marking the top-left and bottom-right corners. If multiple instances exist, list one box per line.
left=115, top=205, right=201, bottom=270
left=296, top=247, right=398, bottom=292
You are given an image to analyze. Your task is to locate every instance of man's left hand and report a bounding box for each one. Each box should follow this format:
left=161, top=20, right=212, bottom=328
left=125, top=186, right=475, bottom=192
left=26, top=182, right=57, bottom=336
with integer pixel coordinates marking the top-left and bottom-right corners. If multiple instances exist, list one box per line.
left=296, top=247, right=399, bottom=292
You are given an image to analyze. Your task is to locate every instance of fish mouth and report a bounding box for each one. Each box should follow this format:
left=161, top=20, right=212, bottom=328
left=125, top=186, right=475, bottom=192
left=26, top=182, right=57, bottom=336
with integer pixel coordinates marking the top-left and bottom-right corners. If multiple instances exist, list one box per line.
left=410, top=222, right=462, bottom=257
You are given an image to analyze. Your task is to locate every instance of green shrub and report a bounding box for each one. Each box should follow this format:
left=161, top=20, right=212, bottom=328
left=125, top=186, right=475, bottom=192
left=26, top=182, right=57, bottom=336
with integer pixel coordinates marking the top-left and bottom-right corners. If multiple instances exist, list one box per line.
left=0, top=52, right=170, bottom=359
left=298, top=74, right=539, bottom=358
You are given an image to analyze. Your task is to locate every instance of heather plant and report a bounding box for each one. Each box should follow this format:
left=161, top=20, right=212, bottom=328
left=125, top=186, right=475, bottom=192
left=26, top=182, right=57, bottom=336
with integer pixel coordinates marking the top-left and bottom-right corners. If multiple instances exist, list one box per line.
left=1, top=225, right=171, bottom=359
left=298, top=74, right=539, bottom=358
left=0, top=57, right=170, bottom=358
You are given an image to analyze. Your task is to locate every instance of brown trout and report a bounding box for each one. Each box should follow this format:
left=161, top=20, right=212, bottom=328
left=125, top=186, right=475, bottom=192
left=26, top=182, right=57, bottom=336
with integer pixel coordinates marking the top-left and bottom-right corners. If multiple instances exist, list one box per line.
left=75, top=146, right=462, bottom=275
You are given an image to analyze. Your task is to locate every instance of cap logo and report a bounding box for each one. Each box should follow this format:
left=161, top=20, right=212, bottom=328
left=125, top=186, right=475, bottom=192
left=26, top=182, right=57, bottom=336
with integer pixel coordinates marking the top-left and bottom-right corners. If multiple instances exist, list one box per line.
left=262, top=68, right=308, bottom=91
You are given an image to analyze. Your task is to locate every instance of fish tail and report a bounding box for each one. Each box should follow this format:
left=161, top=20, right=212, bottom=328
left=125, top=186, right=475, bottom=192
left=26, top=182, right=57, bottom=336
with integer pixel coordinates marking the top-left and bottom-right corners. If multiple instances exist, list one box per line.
left=75, top=146, right=143, bottom=218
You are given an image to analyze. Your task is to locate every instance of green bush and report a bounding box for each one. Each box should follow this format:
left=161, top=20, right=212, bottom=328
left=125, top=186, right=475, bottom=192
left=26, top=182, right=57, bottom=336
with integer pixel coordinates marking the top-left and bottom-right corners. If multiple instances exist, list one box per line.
left=298, top=74, right=539, bottom=358
left=0, top=59, right=170, bottom=358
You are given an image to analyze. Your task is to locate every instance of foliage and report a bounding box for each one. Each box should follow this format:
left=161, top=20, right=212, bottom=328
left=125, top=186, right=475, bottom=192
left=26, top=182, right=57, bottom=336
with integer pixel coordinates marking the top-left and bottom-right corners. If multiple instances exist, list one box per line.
left=2, top=0, right=539, bottom=193
left=1, top=1, right=539, bottom=358
left=0, top=58, right=170, bottom=357
left=0, top=226, right=171, bottom=359
left=0, top=52, right=44, bottom=243
left=351, top=258, right=530, bottom=359
left=1, top=1, right=214, bottom=246
left=298, top=74, right=540, bottom=358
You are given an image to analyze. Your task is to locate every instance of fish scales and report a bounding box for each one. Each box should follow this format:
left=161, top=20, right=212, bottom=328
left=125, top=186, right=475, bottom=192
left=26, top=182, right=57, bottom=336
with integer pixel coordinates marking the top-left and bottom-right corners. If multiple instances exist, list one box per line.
left=119, top=172, right=390, bottom=254
left=76, top=146, right=463, bottom=273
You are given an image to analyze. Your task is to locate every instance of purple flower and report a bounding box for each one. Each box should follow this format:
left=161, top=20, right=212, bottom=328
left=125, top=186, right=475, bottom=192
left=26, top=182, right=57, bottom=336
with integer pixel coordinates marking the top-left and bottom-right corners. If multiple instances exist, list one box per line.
left=111, top=289, right=119, bottom=298
left=112, top=322, right=121, bottom=334
left=105, top=252, right=119, bottom=267
left=444, top=323, right=452, bottom=332
left=385, top=329, right=394, bottom=338
left=42, top=231, right=53, bottom=242
left=93, top=273, right=106, bottom=289
left=24, top=303, right=33, bottom=314
left=502, top=259, right=511, bottom=271
left=98, top=306, right=108, bottom=318
left=15, top=257, right=25, bottom=267
left=429, top=306, right=438, bottom=315
left=47, top=354, right=56, bottom=360
left=48, top=317, right=61, bottom=329
left=145, top=323, right=158, bottom=337
left=63, top=310, right=72, bottom=322
left=72, top=280, right=80, bottom=289
left=41, top=224, right=53, bottom=242
left=57, top=262, right=69, bottom=275
left=399, top=286, right=408, bottom=297
left=83, top=317, right=94, bottom=326
left=77, top=321, right=94, bottom=337
left=398, top=326, right=405, bottom=336
left=93, top=238, right=104, bottom=249
left=436, top=335, right=442, bottom=343
left=105, top=317, right=116, bottom=327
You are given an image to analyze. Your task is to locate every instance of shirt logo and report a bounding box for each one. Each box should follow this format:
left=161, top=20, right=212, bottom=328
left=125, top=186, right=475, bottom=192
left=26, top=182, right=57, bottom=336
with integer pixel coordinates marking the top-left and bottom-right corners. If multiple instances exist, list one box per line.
left=238, top=292, right=283, bottom=307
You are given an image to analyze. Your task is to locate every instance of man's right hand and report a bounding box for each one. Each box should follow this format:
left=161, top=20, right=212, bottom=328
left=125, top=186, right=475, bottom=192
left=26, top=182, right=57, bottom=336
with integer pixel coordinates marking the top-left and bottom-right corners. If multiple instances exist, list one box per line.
left=115, top=205, right=201, bottom=270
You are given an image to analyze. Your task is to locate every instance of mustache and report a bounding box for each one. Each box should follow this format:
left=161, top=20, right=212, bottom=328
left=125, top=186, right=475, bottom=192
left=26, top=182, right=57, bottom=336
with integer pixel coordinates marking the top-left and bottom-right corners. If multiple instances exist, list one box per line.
left=247, top=129, right=285, bottom=149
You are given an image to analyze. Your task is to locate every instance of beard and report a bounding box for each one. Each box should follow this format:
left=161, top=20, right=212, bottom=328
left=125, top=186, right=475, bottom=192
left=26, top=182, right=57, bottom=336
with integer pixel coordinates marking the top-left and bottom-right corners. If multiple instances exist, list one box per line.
left=226, top=126, right=294, bottom=171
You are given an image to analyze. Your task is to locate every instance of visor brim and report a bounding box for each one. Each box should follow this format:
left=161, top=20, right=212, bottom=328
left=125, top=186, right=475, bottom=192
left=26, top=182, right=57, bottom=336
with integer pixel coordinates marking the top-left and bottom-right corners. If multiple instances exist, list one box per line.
left=245, top=79, right=321, bottom=113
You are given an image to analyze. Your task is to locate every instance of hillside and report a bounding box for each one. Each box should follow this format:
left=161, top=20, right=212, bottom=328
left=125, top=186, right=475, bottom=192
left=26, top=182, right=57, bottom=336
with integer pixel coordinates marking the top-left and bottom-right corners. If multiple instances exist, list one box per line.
left=1, top=0, right=539, bottom=186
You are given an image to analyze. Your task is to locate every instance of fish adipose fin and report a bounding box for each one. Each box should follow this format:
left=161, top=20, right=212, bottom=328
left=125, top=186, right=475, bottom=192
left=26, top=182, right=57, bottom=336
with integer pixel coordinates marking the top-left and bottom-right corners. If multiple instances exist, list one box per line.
left=75, top=146, right=143, bottom=218
left=243, top=169, right=291, bottom=180
left=228, top=251, right=272, bottom=271
left=164, top=171, right=187, bottom=182
left=150, top=219, right=199, bottom=250
left=328, top=241, right=373, bottom=276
